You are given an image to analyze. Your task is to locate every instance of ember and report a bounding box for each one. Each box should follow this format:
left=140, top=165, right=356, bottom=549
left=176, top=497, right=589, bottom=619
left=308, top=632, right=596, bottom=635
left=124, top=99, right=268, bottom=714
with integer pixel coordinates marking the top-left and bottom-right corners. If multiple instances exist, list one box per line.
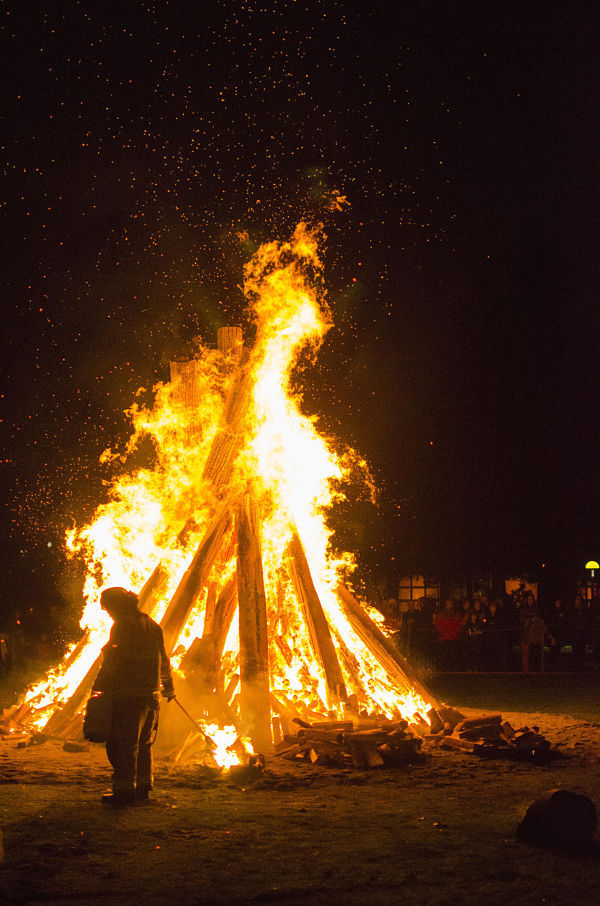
left=14, top=223, right=440, bottom=765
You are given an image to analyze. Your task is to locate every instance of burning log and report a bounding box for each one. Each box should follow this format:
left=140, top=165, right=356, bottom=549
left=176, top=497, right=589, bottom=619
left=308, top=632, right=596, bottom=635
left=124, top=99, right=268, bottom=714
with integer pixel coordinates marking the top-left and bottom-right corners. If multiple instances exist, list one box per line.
left=217, top=325, right=243, bottom=359
left=169, top=356, right=205, bottom=445
left=201, top=363, right=253, bottom=492
left=138, top=562, right=172, bottom=614
left=337, top=584, right=439, bottom=712
left=161, top=503, right=232, bottom=654
left=287, top=531, right=347, bottom=707
left=236, top=494, right=272, bottom=752
left=179, top=575, right=238, bottom=700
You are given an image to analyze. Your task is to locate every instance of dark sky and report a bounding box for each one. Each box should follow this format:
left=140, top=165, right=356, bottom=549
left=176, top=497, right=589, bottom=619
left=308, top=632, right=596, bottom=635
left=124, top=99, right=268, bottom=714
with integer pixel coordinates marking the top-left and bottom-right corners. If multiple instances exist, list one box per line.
left=1, top=1, right=598, bottom=619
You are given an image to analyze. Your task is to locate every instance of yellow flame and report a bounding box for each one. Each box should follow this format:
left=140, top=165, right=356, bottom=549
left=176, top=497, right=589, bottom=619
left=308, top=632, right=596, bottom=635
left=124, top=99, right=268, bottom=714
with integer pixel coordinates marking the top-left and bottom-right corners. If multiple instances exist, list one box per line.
left=21, top=222, right=432, bottom=753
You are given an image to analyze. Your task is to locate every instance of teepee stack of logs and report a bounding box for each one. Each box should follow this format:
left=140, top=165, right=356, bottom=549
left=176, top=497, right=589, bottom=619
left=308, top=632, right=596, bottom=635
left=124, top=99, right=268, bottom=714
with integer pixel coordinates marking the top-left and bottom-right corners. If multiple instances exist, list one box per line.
left=14, top=326, right=442, bottom=754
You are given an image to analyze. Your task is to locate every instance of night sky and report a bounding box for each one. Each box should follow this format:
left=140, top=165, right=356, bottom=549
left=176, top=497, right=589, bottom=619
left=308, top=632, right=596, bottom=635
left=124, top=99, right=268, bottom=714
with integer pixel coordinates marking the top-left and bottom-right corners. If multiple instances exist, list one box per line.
left=1, top=2, right=598, bottom=626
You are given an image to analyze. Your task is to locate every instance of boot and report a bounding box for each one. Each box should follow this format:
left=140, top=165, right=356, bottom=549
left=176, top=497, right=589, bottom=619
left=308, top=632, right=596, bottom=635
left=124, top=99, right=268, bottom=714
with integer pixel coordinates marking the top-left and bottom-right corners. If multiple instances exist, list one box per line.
left=101, top=790, right=136, bottom=806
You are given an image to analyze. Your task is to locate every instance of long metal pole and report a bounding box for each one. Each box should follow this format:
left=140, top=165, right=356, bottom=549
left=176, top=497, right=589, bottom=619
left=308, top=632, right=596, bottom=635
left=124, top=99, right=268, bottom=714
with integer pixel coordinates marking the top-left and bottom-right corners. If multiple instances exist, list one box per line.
left=172, top=698, right=216, bottom=749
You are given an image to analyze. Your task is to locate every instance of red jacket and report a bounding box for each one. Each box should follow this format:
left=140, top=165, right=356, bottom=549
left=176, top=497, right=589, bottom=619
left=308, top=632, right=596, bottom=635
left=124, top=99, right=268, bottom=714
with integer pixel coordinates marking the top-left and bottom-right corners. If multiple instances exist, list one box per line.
left=434, top=613, right=463, bottom=641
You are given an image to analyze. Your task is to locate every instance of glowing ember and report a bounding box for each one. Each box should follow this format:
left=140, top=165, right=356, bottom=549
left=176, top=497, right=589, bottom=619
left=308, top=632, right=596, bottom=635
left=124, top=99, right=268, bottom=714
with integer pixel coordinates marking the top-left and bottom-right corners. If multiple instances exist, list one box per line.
left=20, top=222, right=434, bottom=762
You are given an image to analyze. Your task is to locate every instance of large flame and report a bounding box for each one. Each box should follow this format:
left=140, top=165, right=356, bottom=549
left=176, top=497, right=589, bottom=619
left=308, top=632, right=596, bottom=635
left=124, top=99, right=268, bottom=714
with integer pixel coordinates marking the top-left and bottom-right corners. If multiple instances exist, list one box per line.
left=21, top=223, right=432, bottom=758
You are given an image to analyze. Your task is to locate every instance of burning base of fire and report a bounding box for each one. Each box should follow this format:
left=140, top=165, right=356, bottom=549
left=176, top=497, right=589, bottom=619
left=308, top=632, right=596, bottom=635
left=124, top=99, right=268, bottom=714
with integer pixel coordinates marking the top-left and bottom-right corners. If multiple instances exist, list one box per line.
left=1, top=700, right=553, bottom=776
left=10, top=222, right=448, bottom=769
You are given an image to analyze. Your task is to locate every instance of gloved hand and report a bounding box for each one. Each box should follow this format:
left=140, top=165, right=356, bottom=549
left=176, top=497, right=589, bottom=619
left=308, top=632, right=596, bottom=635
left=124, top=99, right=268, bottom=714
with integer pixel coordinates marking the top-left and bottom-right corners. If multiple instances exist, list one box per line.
left=161, top=685, right=175, bottom=702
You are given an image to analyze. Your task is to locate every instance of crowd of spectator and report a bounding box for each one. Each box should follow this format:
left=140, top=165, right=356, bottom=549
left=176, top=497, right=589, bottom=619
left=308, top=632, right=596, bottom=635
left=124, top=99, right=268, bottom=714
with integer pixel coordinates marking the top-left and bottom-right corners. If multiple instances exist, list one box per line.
left=387, top=587, right=600, bottom=672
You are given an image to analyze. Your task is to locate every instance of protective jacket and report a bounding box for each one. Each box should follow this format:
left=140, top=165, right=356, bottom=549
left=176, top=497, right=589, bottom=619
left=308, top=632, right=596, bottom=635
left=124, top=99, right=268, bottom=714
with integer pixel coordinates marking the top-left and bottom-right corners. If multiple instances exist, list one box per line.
left=94, top=611, right=173, bottom=700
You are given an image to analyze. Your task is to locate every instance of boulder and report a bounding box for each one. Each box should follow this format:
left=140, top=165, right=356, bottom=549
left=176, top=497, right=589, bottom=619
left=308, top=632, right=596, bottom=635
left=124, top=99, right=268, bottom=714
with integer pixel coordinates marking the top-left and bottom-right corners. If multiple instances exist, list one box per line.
left=517, top=789, right=597, bottom=852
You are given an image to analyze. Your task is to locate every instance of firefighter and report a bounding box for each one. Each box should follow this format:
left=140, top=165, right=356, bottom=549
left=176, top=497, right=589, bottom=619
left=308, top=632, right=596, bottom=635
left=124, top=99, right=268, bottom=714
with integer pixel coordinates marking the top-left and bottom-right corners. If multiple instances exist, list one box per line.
left=93, top=586, right=175, bottom=805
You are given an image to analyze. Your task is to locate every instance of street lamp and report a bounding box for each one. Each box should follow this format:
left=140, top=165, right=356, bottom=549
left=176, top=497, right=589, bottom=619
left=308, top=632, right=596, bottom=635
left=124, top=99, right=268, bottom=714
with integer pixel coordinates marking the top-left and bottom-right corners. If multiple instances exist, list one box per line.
left=585, top=560, right=599, bottom=579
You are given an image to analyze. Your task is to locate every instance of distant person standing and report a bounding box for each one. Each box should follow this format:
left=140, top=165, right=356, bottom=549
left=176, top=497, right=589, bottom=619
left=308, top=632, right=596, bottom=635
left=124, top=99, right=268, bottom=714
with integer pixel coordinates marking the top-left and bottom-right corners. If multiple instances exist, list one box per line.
left=546, top=599, right=568, bottom=667
left=0, top=634, right=11, bottom=679
left=92, top=587, right=175, bottom=806
left=520, top=596, right=546, bottom=672
left=567, top=594, right=589, bottom=671
left=481, top=599, right=507, bottom=670
left=434, top=600, right=463, bottom=669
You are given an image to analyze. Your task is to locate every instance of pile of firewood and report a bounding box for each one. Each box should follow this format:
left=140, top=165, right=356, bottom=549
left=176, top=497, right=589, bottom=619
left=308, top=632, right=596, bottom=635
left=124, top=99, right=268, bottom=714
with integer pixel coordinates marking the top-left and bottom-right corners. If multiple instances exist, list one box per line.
left=274, top=718, right=424, bottom=768
left=274, top=708, right=553, bottom=770
left=437, top=713, right=551, bottom=759
left=0, top=706, right=30, bottom=741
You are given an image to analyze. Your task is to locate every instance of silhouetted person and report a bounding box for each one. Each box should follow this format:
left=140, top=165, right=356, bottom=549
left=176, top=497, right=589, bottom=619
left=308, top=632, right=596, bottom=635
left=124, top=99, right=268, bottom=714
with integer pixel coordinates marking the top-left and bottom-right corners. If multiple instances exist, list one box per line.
left=520, top=594, right=545, bottom=672
left=567, top=594, right=589, bottom=671
left=93, top=587, right=174, bottom=805
left=460, top=610, right=485, bottom=670
left=0, top=634, right=11, bottom=679
left=546, top=599, right=568, bottom=667
left=434, top=600, right=463, bottom=669
left=402, top=598, right=434, bottom=658
left=481, top=599, right=507, bottom=670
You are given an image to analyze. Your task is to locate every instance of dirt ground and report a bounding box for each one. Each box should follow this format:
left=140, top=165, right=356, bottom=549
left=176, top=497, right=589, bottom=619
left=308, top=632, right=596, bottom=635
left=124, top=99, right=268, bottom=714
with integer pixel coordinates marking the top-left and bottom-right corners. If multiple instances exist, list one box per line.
left=2, top=676, right=600, bottom=905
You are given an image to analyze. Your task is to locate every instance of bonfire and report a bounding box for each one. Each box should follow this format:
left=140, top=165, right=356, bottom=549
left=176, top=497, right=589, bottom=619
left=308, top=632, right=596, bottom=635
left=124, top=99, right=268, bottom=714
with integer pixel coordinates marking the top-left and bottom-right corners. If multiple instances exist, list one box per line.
left=9, top=223, right=441, bottom=767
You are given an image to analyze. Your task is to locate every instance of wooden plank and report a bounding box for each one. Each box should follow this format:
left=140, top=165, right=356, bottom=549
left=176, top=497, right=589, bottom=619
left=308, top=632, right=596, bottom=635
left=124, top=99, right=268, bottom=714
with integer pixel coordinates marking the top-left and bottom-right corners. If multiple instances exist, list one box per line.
left=308, top=720, right=354, bottom=731
left=296, top=727, right=345, bottom=744
left=441, top=735, right=474, bottom=751
left=336, top=584, right=439, bottom=711
left=287, top=532, right=347, bottom=707
left=236, top=494, right=272, bottom=753
left=453, top=714, right=502, bottom=732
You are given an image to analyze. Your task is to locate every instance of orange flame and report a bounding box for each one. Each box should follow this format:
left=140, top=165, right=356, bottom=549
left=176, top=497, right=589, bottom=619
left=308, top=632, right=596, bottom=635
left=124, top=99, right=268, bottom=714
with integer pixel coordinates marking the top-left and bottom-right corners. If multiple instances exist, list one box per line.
left=21, top=222, right=432, bottom=756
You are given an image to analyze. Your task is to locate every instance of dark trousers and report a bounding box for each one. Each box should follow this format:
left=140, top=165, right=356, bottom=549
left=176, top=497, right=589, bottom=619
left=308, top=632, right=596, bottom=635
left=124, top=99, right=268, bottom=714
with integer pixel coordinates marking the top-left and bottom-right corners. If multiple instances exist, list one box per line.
left=106, top=697, right=159, bottom=793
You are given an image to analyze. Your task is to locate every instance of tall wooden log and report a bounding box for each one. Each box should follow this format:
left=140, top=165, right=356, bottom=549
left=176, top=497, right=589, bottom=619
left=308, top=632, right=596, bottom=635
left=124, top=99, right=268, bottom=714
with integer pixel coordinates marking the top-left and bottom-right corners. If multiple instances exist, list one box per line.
left=217, top=325, right=243, bottom=360
left=201, top=364, right=254, bottom=490
left=287, top=532, right=347, bottom=707
left=328, top=627, right=371, bottom=704
left=160, top=504, right=232, bottom=654
left=236, top=495, right=272, bottom=752
left=337, top=585, right=440, bottom=711
left=169, top=356, right=204, bottom=445
left=138, top=562, right=171, bottom=615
